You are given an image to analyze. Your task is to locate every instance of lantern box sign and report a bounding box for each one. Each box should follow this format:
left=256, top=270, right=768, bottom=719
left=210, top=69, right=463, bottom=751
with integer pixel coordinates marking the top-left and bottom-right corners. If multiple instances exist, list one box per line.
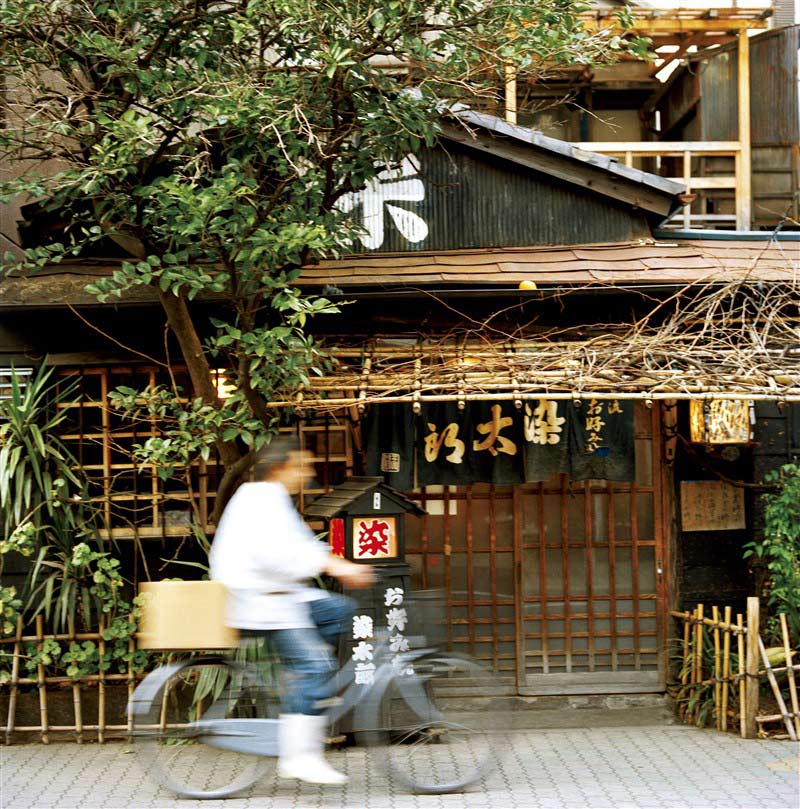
left=689, top=400, right=753, bottom=445
left=304, top=477, right=425, bottom=564
left=305, top=478, right=425, bottom=737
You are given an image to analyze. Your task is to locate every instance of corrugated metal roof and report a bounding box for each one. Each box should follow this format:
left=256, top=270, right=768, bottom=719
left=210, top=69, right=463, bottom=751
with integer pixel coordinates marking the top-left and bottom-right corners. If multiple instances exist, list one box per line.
left=300, top=239, right=800, bottom=288
left=450, top=110, right=686, bottom=198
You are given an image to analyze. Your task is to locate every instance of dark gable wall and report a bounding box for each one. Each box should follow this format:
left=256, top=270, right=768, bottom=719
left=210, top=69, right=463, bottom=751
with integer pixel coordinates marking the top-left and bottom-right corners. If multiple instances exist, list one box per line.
left=348, top=140, right=652, bottom=254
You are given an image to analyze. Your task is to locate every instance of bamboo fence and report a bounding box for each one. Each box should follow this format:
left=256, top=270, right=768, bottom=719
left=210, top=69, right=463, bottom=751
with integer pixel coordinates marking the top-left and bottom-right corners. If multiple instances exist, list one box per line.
left=671, top=597, right=800, bottom=740
left=2, top=616, right=141, bottom=745
left=4, top=597, right=800, bottom=743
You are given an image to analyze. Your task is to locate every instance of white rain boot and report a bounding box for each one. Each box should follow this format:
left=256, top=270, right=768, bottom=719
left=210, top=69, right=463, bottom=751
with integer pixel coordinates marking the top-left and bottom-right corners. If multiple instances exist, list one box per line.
left=278, top=713, right=347, bottom=785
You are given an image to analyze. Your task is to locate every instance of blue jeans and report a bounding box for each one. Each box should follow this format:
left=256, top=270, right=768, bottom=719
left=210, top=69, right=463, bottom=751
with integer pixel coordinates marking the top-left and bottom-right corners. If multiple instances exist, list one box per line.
left=261, top=593, right=354, bottom=716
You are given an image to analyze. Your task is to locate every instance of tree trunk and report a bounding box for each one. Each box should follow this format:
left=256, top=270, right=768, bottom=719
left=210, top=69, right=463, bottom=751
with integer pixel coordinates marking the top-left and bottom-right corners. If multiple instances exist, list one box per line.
left=158, top=289, right=244, bottom=516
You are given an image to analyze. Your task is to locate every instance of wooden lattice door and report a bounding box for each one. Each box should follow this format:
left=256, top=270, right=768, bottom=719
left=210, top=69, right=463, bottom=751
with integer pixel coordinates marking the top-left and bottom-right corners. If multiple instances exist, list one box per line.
left=396, top=402, right=667, bottom=695
left=514, top=402, right=666, bottom=694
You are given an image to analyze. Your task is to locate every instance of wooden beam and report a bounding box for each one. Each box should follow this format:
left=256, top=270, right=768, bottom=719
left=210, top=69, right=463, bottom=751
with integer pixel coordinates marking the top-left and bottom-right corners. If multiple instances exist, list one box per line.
left=504, top=63, right=518, bottom=126
left=573, top=140, right=740, bottom=154
left=682, top=150, right=691, bottom=229
left=646, top=35, right=736, bottom=48
left=666, top=177, right=737, bottom=189
left=736, top=30, right=752, bottom=230
left=649, top=33, right=705, bottom=78
left=585, top=18, right=768, bottom=34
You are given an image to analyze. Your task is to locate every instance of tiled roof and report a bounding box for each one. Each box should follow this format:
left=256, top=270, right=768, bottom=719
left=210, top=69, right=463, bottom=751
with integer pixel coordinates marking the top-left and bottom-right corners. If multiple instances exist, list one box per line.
left=1, top=239, right=798, bottom=309
left=299, top=239, right=800, bottom=288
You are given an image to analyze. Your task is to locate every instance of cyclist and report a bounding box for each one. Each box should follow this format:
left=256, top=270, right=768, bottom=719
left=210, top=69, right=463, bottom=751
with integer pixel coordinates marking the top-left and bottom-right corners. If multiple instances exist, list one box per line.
left=209, top=435, right=374, bottom=785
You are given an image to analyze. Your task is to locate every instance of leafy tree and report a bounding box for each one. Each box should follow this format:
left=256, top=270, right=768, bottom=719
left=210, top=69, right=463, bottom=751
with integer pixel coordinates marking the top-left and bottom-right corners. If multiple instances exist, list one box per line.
left=0, top=0, right=642, bottom=519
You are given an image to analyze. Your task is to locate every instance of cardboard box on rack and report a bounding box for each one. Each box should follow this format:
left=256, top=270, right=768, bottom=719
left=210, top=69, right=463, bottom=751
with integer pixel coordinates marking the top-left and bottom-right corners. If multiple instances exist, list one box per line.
left=137, top=580, right=239, bottom=649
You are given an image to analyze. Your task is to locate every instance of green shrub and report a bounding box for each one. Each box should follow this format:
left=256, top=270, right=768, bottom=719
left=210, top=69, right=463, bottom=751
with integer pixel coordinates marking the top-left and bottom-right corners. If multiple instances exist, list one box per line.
left=744, top=464, right=800, bottom=642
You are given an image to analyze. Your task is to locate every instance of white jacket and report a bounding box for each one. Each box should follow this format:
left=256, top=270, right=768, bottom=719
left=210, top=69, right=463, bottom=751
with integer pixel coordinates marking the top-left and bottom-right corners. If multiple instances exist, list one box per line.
left=209, top=481, right=329, bottom=630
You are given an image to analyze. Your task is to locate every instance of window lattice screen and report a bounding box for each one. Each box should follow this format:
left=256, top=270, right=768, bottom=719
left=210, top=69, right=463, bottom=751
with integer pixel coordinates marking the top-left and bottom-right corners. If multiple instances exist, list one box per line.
left=55, top=366, right=353, bottom=538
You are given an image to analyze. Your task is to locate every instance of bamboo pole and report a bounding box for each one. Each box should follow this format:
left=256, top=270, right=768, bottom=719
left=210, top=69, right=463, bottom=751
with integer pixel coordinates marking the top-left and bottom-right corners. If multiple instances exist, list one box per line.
left=159, top=655, right=170, bottom=739
left=679, top=609, right=692, bottom=720
left=35, top=615, right=49, bottom=744
left=671, top=609, right=744, bottom=634
left=779, top=614, right=800, bottom=739
left=687, top=609, right=697, bottom=723
left=737, top=613, right=746, bottom=738
left=758, top=636, right=797, bottom=741
left=68, top=618, right=83, bottom=744
left=712, top=606, right=722, bottom=730
left=765, top=663, right=800, bottom=675
left=5, top=672, right=135, bottom=686
left=127, top=614, right=135, bottom=740
left=721, top=606, right=732, bottom=733
left=5, top=616, right=23, bottom=745
left=744, top=597, right=760, bottom=739
left=11, top=724, right=131, bottom=733
left=756, top=713, right=786, bottom=723
left=98, top=617, right=106, bottom=744
left=692, top=603, right=704, bottom=724
left=263, top=391, right=800, bottom=410
left=0, top=631, right=108, bottom=645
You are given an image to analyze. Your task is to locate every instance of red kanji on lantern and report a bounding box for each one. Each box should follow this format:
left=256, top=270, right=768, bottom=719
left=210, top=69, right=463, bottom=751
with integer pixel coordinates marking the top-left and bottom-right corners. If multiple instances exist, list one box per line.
left=357, top=520, right=390, bottom=556
left=351, top=516, right=398, bottom=560
left=330, top=518, right=345, bottom=557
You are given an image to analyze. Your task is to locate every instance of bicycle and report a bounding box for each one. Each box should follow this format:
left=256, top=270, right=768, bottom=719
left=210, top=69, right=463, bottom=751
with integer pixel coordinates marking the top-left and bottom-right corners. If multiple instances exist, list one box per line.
left=128, top=592, right=503, bottom=799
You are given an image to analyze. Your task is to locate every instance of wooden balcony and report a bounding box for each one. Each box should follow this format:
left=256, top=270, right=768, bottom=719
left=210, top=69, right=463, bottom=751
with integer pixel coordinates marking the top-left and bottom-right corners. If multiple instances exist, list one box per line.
left=572, top=141, right=749, bottom=231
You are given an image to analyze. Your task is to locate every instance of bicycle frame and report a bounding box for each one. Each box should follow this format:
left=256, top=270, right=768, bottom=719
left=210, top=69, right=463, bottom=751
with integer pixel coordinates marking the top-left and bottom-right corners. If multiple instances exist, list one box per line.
left=127, top=638, right=442, bottom=758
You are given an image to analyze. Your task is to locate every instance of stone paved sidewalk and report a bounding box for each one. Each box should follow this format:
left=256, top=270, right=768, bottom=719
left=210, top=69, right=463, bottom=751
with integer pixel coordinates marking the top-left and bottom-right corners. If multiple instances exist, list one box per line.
left=1, top=725, right=798, bottom=809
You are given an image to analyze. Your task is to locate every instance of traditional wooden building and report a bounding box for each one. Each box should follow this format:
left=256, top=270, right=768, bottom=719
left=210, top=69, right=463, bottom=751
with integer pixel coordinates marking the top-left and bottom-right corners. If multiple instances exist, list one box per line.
left=3, top=107, right=799, bottom=700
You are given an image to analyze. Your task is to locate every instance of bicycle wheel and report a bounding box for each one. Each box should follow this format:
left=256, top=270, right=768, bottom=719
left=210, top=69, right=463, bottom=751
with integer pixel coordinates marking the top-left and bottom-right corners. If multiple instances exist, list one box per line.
left=130, top=657, right=279, bottom=799
left=362, top=653, right=504, bottom=794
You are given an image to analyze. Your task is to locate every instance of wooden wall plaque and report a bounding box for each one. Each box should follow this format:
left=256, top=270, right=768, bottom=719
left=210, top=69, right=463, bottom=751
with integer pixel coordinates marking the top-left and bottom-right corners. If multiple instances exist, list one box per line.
left=680, top=480, right=746, bottom=532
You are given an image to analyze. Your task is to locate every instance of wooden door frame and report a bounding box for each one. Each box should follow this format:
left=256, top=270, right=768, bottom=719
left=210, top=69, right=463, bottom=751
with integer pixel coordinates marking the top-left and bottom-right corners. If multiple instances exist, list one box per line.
left=653, top=401, right=672, bottom=690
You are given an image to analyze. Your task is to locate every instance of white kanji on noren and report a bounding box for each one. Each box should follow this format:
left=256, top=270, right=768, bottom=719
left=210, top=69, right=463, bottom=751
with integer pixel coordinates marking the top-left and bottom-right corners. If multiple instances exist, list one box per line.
left=389, top=634, right=410, bottom=653
left=386, top=607, right=408, bottom=633
left=384, top=587, right=404, bottom=607
left=351, top=641, right=374, bottom=662
left=352, top=614, right=374, bottom=640
left=354, top=662, right=377, bottom=685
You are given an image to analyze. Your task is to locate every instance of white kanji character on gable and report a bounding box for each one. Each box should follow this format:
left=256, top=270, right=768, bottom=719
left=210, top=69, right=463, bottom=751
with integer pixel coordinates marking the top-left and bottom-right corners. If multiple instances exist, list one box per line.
left=334, top=155, right=428, bottom=250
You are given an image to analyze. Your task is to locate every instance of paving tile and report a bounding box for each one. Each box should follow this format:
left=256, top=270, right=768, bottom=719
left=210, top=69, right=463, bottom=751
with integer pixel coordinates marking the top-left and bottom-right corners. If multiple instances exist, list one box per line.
left=1, top=727, right=798, bottom=809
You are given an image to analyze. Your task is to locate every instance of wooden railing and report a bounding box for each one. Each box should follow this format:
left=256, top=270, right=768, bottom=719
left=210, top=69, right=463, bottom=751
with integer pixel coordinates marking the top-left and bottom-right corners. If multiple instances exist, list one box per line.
left=572, top=141, right=747, bottom=231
